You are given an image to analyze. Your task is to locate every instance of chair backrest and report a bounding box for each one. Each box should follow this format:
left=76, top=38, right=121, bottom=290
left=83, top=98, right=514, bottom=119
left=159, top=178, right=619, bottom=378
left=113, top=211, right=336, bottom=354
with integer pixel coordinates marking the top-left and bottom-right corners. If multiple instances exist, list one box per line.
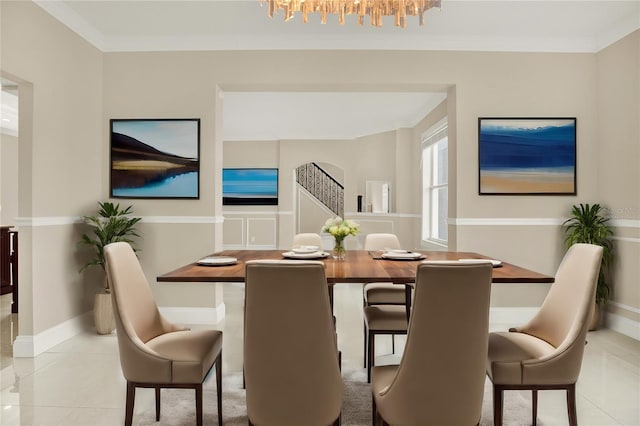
left=104, top=241, right=174, bottom=382
left=292, top=232, right=323, bottom=248
left=515, top=243, right=603, bottom=381
left=244, top=260, right=343, bottom=426
left=375, top=261, right=493, bottom=425
left=364, top=233, right=401, bottom=251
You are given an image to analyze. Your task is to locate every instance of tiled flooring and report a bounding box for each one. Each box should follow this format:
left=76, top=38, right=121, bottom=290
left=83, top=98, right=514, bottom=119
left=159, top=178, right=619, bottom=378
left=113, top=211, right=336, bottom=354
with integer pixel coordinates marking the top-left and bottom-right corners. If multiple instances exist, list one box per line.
left=1, top=284, right=639, bottom=425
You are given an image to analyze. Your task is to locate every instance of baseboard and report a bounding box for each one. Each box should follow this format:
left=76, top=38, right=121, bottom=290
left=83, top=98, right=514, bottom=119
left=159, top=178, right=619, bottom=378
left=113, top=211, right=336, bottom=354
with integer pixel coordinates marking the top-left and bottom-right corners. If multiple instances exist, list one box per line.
left=13, top=312, right=92, bottom=358
left=159, top=304, right=226, bottom=325
left=489, top=307, right=538, bottom=326
left=606, top=311, right=640, bottom=341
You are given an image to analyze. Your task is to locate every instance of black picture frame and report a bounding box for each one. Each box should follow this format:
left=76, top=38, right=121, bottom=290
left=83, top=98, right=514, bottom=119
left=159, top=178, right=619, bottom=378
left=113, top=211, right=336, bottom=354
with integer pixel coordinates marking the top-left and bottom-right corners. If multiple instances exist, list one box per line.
left=478, top=117, right=577, bottom=195
left=110, top=118, right=200, bottom=199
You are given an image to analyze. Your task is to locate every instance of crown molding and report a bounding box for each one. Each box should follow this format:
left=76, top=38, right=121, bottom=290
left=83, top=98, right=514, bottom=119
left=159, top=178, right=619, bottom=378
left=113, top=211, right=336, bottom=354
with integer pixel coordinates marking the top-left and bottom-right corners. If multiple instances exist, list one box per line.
left=33, top=1, right=640, bottom=54
left=34, top=0, right=106, bottom=51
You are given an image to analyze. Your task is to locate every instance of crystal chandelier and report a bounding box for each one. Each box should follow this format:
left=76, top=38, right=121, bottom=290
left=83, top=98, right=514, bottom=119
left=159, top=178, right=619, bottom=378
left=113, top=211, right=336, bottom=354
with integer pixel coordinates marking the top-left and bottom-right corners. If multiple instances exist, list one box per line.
left=260, top=0, right=442, bottom=28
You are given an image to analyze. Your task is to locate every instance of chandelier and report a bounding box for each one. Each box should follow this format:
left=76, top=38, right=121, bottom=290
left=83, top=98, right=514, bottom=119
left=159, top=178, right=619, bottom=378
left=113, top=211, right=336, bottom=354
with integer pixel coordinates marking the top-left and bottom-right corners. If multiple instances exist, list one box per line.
left=259, top=0, right=442, bottom=28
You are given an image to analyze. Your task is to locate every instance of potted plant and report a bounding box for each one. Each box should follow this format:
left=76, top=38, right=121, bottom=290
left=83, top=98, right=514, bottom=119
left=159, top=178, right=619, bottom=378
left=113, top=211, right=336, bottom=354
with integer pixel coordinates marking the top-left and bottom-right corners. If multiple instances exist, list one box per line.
left=562, top=203, right=613, bottom=330
left=79, top=201, right=141, bottom=334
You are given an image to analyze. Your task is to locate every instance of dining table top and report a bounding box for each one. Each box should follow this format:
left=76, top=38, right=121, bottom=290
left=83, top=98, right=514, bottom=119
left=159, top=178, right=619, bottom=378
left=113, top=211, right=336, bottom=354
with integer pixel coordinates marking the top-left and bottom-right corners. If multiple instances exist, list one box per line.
left=157, top=249, right=554, bottom=284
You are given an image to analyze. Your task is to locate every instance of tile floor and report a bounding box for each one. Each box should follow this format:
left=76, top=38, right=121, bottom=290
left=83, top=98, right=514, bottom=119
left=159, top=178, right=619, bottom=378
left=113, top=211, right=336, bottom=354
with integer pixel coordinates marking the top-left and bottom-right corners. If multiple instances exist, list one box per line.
left=1, top=284, right=639, bottom=425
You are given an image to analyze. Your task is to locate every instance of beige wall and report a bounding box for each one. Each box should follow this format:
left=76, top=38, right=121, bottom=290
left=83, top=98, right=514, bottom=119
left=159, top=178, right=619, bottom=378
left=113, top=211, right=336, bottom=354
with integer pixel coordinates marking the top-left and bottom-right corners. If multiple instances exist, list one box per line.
left=101, top=47, right=635, bottom=317
left=1, top=2, right=103, bottom=340
left=596, top=30, right=640, bottom=322
left=1, top=133, right=19, bottom=225
left=223, top=131, right=414, bottom=249
left=2, top=0, right=638, bottom=348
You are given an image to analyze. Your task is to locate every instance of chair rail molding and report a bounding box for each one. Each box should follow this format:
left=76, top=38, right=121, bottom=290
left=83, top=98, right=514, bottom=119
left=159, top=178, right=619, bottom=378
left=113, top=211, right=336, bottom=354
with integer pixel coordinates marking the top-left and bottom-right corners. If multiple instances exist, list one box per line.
left=14, top=216, right=224, bottom=226
left=452, top=218, right=563, bottom=226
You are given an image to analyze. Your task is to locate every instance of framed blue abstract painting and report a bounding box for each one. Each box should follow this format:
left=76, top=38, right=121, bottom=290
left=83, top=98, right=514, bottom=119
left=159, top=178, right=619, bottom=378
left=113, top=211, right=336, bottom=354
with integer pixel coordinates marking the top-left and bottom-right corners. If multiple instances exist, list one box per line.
left=478, top=117, right=576, bottom=195
left=110, top=119, right=200, bottom=199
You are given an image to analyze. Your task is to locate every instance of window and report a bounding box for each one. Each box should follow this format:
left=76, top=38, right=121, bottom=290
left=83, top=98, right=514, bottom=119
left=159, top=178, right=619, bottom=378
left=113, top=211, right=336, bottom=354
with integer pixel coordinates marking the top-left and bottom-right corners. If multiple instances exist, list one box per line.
left=422, top=120, right=448, bottom=244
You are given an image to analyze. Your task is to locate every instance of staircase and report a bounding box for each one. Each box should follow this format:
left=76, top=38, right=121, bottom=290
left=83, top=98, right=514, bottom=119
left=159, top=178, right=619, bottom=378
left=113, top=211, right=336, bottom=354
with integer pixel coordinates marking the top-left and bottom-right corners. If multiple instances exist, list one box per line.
left=296, top=162, right=344, bottom=217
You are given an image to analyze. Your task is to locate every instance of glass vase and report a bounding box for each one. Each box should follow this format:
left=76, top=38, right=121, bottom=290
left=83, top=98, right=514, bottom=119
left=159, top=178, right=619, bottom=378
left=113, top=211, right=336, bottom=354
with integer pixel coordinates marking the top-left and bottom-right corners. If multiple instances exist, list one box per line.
left=333, top=238, right=346, bottom=260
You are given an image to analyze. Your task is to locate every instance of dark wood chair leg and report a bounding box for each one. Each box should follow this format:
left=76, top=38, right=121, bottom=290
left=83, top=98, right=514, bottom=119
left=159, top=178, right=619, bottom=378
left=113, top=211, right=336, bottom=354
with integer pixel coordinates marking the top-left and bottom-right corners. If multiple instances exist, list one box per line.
left=532, top=389, right=538, bottom=426
left=216, top=352, right=223, bottom=425
left=493, top=384, right=503, bottom=426
left=363, top=322, right=368, bottom=367
left=125, top=382, right=135, bottom=426
left=155, top=387, right=161, bottom=421
left=368, top=330, right=375, bottom=383
left=567, top=384, right=578, bottom=426
left=195, top=383, right=203, bottom=426
left=372, top=394, right=377, bottom=426
left=391, top=334, right=395, bottom=353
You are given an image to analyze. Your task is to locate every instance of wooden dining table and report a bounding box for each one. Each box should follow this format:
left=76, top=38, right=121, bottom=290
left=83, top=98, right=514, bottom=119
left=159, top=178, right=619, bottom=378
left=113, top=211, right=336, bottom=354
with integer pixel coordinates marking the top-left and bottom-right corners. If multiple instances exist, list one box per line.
left=158, top=249, right=553, bottom=315
left=157, top=249, right=554, bottom=284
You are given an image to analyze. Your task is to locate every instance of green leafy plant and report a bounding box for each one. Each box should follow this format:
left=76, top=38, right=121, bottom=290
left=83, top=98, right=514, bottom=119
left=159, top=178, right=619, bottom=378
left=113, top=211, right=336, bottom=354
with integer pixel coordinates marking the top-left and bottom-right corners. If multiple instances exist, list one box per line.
left=562, top=203, right=613, bottom=304
left=79, top=202, right=141, bottom=291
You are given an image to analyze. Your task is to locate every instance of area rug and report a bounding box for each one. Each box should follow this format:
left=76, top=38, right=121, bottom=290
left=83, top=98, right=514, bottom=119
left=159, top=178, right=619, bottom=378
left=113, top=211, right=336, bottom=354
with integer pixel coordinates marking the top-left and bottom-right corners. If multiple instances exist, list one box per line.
left=137, top=369, right=533, bottom=425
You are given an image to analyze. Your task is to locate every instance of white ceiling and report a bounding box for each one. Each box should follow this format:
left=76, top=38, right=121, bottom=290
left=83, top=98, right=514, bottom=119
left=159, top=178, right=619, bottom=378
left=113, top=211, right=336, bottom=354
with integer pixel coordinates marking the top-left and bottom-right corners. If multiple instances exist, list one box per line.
left=35, top=1, right=640, bottom=53
left=17, top=1, right=640, bottom=141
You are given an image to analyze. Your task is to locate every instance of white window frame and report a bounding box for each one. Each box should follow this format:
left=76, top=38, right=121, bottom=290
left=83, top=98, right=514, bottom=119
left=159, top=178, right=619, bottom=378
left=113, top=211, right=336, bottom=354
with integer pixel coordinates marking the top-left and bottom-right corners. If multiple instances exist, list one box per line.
left=421, top=119, right=448, bottom=245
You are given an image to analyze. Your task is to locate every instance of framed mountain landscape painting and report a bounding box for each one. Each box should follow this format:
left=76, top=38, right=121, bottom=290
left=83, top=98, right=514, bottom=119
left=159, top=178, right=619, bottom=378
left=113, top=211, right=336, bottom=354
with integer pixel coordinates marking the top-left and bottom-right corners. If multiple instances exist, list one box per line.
left=110, top=119, right=200, bottom=199
left=478, top=117, right=576, bottom=195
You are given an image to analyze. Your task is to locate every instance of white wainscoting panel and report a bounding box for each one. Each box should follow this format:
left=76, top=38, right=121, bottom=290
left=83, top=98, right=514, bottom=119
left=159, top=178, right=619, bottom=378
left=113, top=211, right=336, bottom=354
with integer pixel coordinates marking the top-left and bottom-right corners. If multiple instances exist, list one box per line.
left=246, top=217, right=277, bottom=248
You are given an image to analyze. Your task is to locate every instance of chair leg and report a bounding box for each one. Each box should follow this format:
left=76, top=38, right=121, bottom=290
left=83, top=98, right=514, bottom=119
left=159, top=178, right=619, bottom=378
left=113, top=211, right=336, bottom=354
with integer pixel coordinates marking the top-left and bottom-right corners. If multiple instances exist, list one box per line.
left=567, top=384, right=578, bottom=426
left=125, top=382, right=135, bottom=426
left=195, top=383, right=203, bottom=426
left=216, top=352, right=223, bottom=425
left=372, top=393, right=377, bottom=426
left=363, top=321, right=368, bottom=367
left=155, top=387, right=161, bottom=421
left=532, top=389, right=538, bottom=426
left=368, top=331, right=375, bottom=383
left=391, top=334, right=395, bottom=353
left=493, top=384, right=503, bottom=426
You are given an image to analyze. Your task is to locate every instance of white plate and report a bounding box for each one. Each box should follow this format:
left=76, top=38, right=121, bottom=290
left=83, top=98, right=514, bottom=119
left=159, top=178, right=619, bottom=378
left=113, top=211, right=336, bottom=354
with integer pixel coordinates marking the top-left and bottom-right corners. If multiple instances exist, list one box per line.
left=282, top=251, right=330, bottom=259
left=381, top=251, right=424, bottom=260
left=458, top=258, right=503, bottom=267
left=197, top=256, right=238, bottom=266
left=291, top=246, right=320, bottom=254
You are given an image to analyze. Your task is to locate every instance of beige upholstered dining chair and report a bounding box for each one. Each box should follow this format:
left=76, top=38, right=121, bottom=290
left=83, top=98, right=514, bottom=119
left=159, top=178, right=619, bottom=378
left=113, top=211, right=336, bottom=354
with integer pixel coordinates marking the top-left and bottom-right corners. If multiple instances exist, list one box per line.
left=487, top=243, right=603, bottom=426
left=372, top=261, right=493, bottom=426
left=244, top=260, right=343, bottom=426
left=292, top=232, right=323, bottom=249
left=103, top=242, right=223, bottom=426
left=363, top=233, right=409, bottom=381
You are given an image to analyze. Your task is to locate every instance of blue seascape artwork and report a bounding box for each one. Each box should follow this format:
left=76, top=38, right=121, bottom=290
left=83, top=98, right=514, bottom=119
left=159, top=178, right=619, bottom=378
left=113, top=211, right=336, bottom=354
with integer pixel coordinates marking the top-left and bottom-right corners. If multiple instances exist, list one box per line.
left=479, top=118, right=576, bottom=194
left=223, top=168, right=278, bottom=205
